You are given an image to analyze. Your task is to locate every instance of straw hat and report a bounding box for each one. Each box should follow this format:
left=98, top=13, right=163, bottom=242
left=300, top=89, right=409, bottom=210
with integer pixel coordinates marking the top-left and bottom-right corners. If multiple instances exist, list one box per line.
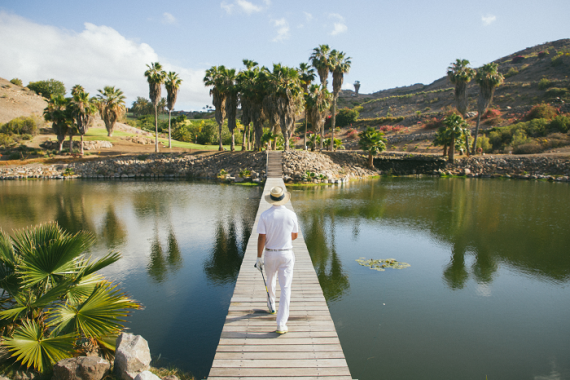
left=265, top=186, right=291, bottom=205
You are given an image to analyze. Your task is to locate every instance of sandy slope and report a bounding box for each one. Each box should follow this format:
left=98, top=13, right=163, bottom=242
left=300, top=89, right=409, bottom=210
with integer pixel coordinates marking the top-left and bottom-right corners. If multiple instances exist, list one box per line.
left=0, top=77, right=48, bottom=124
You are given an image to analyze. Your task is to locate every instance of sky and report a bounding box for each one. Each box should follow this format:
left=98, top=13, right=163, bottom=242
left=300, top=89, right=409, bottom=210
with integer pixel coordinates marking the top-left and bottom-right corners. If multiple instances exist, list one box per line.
left=1, top=0, right=569, bottom=111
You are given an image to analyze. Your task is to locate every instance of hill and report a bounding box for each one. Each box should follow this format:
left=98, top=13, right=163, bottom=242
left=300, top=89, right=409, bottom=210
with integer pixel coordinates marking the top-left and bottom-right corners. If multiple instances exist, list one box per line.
left=0, top=77, right=47, bottom=124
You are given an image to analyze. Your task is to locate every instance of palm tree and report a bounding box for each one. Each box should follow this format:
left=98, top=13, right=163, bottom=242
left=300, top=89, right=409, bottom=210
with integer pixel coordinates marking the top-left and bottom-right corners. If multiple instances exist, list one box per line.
left=472, top=62, right=504, bottom=155
left=0, top=222, right=140, bottom=373
left=298, top=62, right=316, bottom=149
left=358, top=127, right=387, bottom=167
left=165, top=72, right=183, bottom=148
left=96, top=86, right=126, bottom=137
left=310, top=44, right=332, bottom=87
left=447, top=59, right=475, bottom=156
left=71, top=85, right=84, bottom=97
left=305, top=84, right=331, bottom=150
left=238, top=65, right=269, bottom=151
left=144, top=62, right=166, bottom=153
left=443, top=113, right=468, bottom=163
left=131, top=97, right=153, bottom=117
left=353, top=80, right=361, bottom=96
left=204, top=65, right=230, bottom=151
left=43, top=94, right=71, bottom=153
left=223, top=69, right=239, bottom=152
left=329, top=50, right=351, bottom=151
left=70, top=90, right=97, bottom=156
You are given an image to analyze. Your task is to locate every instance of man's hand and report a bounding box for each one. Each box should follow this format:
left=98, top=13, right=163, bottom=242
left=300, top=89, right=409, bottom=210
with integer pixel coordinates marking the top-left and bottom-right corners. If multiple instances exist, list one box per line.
left=255, top=257, right=264, bottom=272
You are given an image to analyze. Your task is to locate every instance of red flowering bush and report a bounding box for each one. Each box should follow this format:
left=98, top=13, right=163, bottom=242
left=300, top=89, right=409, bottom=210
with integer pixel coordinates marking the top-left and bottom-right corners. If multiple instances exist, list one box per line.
left=538, top=51, right=548, bottom=59
left=423, top=117, right=444, bottom=129
left=512, top=55, right=525, bottom=63
left=482, top=109, right=502, bottom=120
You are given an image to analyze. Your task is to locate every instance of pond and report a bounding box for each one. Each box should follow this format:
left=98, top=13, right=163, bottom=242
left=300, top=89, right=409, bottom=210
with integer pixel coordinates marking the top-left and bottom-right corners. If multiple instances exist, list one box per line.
left=0, top=178, right=569, bottom=380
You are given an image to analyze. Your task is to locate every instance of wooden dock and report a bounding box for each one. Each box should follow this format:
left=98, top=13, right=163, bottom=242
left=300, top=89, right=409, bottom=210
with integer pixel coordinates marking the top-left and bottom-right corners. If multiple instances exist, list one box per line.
left=208, top=151, right=353, bottom=380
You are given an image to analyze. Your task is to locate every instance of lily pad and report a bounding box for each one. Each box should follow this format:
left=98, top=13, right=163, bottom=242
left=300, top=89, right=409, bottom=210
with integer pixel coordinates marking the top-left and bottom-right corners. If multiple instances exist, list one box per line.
left=356, top=257, right=411, bottom=271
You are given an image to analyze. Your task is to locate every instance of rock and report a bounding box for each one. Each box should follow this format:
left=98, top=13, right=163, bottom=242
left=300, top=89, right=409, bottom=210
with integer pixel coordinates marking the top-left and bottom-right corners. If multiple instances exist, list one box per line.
left=114, top=333, right=152, bottom=380
left=52, top=356, right=111, bottom=380
left=162, top=375, right=179, bottom=380
left=463, top=168, right=471, bottom=175
left=133, top=371, right=160, bottom=380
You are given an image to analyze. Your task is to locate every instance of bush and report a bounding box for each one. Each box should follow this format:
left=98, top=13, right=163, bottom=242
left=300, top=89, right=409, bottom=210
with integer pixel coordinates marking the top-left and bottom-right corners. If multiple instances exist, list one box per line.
left=514, top=141, right=543, bottom=154
left=512, top=55, right=525, bottom=64
left=538, top=51, right=548, bottom=59
left=526, top=118, right=550, bottom=137
left=505, top=67, right=519, bottom=78
left=526, top=103, right=557, bottom=121
left=551, top=56, right=564, bottom=67
left=27, top=79, right=66, bottom=99
left=10, top=78, right=23, bottom=86
left=423, top=117, right=443, bottom=129
left=549, top=115, right=570, bottom=133
left=0, top=133, right=15, bottom=147
left=538, top=78, right=553, bottom=90
left=545, top=87, right=568, bottom=98
left=335, top=107, right=359, bottom=127
left=1, top=116, right=39, bottom=135
left=476, top=135, right=491, bottom=152
left=482, top=109, right=502, bottom=120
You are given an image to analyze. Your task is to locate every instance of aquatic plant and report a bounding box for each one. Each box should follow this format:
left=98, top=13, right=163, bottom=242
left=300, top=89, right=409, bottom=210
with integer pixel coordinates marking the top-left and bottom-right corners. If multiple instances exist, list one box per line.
left=356, top=257, right=411, bottom=271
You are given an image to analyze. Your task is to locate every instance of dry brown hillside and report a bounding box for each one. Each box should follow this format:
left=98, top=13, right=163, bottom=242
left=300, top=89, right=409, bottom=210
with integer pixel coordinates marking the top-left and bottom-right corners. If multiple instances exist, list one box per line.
left=0, top=77, right=47, bottom=124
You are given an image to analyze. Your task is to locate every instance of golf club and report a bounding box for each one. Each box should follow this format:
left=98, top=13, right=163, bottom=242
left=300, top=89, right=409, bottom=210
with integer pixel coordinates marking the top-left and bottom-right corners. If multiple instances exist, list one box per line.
left=254, top=262, right=274, bottom=314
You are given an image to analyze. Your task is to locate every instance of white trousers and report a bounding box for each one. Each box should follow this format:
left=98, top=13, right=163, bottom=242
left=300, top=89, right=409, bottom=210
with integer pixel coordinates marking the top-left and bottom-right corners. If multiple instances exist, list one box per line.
left=265, top=249, right=295, bottom=330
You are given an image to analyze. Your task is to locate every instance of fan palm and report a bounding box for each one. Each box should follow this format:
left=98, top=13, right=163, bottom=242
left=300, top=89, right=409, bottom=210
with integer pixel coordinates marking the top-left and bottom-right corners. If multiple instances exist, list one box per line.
left=310, top=44, right=332, bottom=87
left=96, top=86, right=126, bottom=137
left=70, top=90, right=97, bottom=156
left=204, top=65, right=229, bottom=151
left=0, top=222, right=140, bottom=373
left=298, top=63, right=316, bottom=149
left=473, top=62, right=504, bottom=155
left=329, top=50, right=351, bottom=151
left=165, top=72, right=183, bottom=148
left=305, top=84, right=331, bottom=150
left=354, top=80, right=361, bottom=96
left=144, top=62, right=166, bottom=153
left=223, top=69, right=239, bottom=152
left=358, top=127, right=387, bottom=168
left=238, top=60, right=258, bottom=151
left=447, top=59, right=475, bottom=156
left=71, top=85, right=84, bottom=97
left=43, top=95, right=71, bottom=153
left=237, top=65, right=269, bottom=151
left=442, top=113, right=468, bottom=163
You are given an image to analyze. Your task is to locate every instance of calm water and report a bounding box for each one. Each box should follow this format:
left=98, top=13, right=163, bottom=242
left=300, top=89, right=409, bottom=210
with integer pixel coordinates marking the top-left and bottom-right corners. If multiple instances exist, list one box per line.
left=0, top=178, right=569, bottom=380
left=0, top=180, right=261, bottom=379
left=292, top=178, right=570, bottom=380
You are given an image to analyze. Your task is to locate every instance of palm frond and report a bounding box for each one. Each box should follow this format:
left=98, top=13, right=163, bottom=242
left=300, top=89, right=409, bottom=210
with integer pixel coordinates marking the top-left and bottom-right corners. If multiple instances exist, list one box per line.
left=2, top=319, right=75, bottom=372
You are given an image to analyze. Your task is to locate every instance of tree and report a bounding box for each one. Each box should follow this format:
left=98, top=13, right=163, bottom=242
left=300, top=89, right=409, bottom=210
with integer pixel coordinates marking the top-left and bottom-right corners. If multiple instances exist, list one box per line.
left=447, top=59, right=476, bottom=156
left=266, top=64, right=303, bottom=151
left=298, top=62, right=316, bottom=150
left=71, top=85, right=84, bottom=97
left=70, top=90, right=97, bottom=156
left=10, top=78, right=22, bottom=86
left=96, top=86, right=126, bottom=137
left=442, top=113, right=468, bottom=163
left=305, top=84, right=331, bottom=150
left=353, top=80, right=360, bottom=96
left=165, top=72, right=183, bottom=148
left=310, top=44, right=332, bottom=87
left=223, top=69, right=239, bottom=152
left=144, top=62, right=167, bottom=153
left=204, top=66, right=230, bottom=151
left=473, top=63, right=504, bottom=155
left=0, top=222, right=140, bottom=373
left=328, top=50, right=351, bottom=151
left=131, top=97, right=153, bottom=117
left=433, top=126, right=451, bottom=157
left=358, top=127, right=387, bottom=168
left=237, top=64, right=268, bottom=151
left=27, top=79, right=66, bottom=99
left=43, top=95, right=72, bottom=153
left=239, top=60, right=259, bottom=151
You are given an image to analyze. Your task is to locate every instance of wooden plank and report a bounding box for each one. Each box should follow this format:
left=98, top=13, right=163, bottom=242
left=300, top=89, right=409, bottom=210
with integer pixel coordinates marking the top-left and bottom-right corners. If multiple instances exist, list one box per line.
left=208, top=173, right=352, bottom=379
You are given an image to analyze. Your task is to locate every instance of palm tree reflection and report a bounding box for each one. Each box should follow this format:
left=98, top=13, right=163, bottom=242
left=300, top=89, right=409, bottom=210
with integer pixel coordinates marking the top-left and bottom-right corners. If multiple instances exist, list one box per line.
left=203, top=219, right=243, bottom=285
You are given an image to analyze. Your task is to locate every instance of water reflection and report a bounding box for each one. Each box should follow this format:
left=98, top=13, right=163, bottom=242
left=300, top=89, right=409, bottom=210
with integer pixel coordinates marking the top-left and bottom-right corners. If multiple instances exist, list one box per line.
left=100, top=205, right=126, bottom=248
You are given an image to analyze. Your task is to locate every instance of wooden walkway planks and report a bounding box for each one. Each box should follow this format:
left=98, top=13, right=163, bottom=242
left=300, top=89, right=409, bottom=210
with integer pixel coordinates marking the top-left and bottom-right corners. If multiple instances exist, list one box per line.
left=208, top=152, right=352, bottom=379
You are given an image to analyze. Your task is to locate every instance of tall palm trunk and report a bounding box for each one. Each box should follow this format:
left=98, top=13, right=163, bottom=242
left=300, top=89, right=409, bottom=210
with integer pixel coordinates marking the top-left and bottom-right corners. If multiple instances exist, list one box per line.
left=168, top=110, right=172, bottom=148
left=330, top=96, right=337, bottom=151
left=449, top=135, right=455, bottom=163
left=69, top=133, right=74, bottom=154
left=472, top=114, right=482, bottom=155
left=241, top=125, right=247, bottom=151
left=218, top=120, right=223, bottom=151
left=231, top=132, right=235, bottom=152
left=80, top=135, right=84, bottom=156
left=154, top=106, right=159, bottom=153
left=304, top=110, right=308, bottom=150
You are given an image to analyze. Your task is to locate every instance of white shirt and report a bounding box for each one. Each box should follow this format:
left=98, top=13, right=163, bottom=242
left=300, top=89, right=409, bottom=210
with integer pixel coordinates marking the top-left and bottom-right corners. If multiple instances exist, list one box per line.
left=257, top=205, right=299, bottom=250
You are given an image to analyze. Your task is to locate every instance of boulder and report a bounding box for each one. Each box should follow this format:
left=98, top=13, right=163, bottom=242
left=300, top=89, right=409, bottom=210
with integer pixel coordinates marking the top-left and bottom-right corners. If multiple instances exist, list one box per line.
left=133, top=371, right=160, bottom=380
left=52, top=356, right=111, bottom=380
left=114, top=333, right=152, bottom=380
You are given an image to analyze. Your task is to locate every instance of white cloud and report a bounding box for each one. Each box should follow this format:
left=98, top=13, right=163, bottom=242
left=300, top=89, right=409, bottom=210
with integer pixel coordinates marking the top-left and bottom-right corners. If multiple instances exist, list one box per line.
left=304, top=12, right=313, bottom=22
left=161, top=12, right=177, bottom=25
left=0, top=12, right=209, bottom=110
left=272, top=18, right=290, bottom=42
left=328, top=13, right=347, bottom=35
left=482, top=14, right=496, bottom=26
left=221, top=0, right=266, bottom=15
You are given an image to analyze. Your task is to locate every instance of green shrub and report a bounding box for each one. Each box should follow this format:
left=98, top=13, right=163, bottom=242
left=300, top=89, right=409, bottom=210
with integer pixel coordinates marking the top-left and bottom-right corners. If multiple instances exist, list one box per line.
left=514, top=141, right=543, bottom=154
left=197, top=121, right=218, bottom=145
left=538, top=78, right=552, bottom=90
left=336, top=107, right=360, bottom=127
left=9, top=78, right=23, bottom=86
left=551, top=56, right=564, bottom=67
left=9, top=152, right=21, bottom=160
left=0, top=133, right=15, bottom=147
left=545, top=87, right=568, bottom=98
left=549, top=115, right=570, bottom=133
left=505, top=67, right=519, bottom=78
left=526, top=103, right=557, bottom=121
left=27, top=79, right=66, bottom=99
left=511, top=129, right=530, bottom=148
left=1, top=116, right=39, bottom=135
left=476, top=135, right=491, bottom=152
left=526, top=119, right=549, bottom=137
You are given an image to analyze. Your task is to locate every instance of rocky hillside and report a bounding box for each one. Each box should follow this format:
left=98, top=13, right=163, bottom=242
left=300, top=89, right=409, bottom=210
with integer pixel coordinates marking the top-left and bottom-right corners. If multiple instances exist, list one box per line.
left=0, top=77, right=47, bottom=124
left=337, top=38, right=570, bottom=122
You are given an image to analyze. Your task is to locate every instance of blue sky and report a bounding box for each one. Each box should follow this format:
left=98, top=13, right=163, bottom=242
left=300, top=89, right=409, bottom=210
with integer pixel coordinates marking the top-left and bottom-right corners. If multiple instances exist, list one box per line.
left=1, top=0, right=569, bottom=111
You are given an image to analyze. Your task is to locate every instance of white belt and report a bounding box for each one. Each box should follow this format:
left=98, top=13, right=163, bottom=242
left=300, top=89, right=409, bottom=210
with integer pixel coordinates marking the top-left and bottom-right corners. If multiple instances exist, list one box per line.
left=265, top=248, right=293, bottom=251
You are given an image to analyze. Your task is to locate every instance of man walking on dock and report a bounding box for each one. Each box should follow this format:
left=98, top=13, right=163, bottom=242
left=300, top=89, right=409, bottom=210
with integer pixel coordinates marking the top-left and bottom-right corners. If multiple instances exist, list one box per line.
left=256, top=186, right=299, bottom=334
